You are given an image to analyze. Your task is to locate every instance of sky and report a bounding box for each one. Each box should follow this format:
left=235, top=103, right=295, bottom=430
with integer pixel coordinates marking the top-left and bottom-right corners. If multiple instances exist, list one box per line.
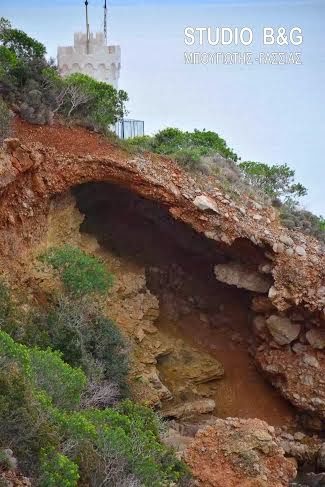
left=1, top=0, right=324, bottom=214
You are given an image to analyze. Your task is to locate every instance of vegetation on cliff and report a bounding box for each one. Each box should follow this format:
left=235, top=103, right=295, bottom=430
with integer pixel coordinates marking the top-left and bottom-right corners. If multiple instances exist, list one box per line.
left=0, top=329, right=189, bottom=486
left=0, top=247, right=190, bottom=486
left=127, top=127, right=239, bottom=165
left=129, top=128, right=324, bottom=242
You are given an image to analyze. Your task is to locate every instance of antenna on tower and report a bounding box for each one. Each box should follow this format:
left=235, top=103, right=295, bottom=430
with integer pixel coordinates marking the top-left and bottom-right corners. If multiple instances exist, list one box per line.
left=104, top=0, right=108, bottom=45
left=85, top=0, right=90, bottom=54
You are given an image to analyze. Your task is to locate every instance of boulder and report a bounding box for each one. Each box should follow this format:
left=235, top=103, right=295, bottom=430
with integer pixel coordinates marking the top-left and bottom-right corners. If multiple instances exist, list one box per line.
left=302, top=353, right=320, bottom=368
left=162, top=399, right=216, bottom=419
left=185, top=418, right=297, bottom=487
left=306, top=329, right=325, bottom=350
left=193, top=194, right=219, bottom=213
left=279, top=235, right=294, bottom=246
left=0, top=152, right=18, bottom=190
left=266, top=315, right=301, bottom=345
left=295, top=246, right=306, bottom=257
left=158, top=345, right=224, bottom=400
left=214, top=262, right=272, bottom=293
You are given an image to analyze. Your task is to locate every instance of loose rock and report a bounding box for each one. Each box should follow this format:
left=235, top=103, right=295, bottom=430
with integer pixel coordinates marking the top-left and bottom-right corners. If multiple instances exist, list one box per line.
left=266, top=315, right=301, bottom=345
left=306, top=329, right=325, bottom=350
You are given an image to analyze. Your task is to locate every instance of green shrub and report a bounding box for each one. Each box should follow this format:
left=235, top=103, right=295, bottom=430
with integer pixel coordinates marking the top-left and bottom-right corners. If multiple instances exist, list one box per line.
left=239, top=161, right=307, bottom=203
left=89, top=314, right=129, bottom=390
left=0, top=18, right=54, bottom=121
left=38, top=245, right=114, bottom=296
left=173, top=147, right=203, bottom=171
left=29, top=348, right=87, bottom=410
left=0, top=98, right=11, bottom=145
left=0, top=277, right=129, bottom=397
left=39, top=449, right=79, bottom=487
left=56, top=405, right=190, bottom=487
left=128, top=127, right=238, bottom=163
left=126, top=134, right=154, bottom=152
left=0, top=330, right=87, bottom=410
left=0, top=330, right=190, bottom=486
left=281, top=204, right=325, bottom=242
left=0, top=361, right=60, bottom=474
left=35, top=298, right=129, bottom=393
left=117, top=399, right=164, bottom=438
left=0, top=279, right=13, bottom=328
left=0, top=18, right=45, bottom=60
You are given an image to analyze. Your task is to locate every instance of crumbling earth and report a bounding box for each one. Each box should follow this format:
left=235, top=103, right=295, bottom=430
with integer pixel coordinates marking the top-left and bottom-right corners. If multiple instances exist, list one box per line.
left=0, top=118, right=325, bottom=484
left=185, top=418, right=297, bottom=487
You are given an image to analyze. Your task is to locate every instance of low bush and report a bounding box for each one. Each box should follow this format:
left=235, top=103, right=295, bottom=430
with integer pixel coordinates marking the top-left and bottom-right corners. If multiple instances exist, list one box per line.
left=38, top=245, right=114, bottom=296
left=0, top=351, right=60, bottom=474
left=0, top=329, right=190, bottom=486
left=39, top=449, right=79, bottom=487
left=0, top=279, right=14, bottom=328
left=0, top=97, right=11, bottom=144
left=3, top=297, right=129, bottom=400
left=127, top=127, right=238, bottom=164
left=56, top=403, right=190, bottom=487
left=32, top=297, right=130, bottom=394
left=0, top=330, right=86, bottom=410
left=173, top=147, right=204, bottom=171
left=281, top=204, right=325, bottom=242
left=1, top=247, right=129, bottom=396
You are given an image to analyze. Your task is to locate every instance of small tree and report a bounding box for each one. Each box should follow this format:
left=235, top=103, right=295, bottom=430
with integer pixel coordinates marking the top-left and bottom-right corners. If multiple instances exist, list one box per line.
left=64, top=82, right=93, bottom=117
left=0, top=17, right=46, bottom=61
left=61, top=73, right=128, bottom=129
left=239, top=161, right=307, bottom=202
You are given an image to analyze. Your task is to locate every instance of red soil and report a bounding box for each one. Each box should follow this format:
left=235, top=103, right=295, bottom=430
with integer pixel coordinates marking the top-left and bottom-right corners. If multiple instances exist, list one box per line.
left=13, top=117, right=126, bottom=159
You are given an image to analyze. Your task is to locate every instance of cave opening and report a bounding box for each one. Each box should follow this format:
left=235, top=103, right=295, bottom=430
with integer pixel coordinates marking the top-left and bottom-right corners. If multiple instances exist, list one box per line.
left=73, top=181, right=296, bottom=426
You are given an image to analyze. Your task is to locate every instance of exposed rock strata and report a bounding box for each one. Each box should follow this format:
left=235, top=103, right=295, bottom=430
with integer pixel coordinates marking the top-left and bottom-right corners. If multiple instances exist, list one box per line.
left=256, top=347, right=325, bottom=420
left=22, top=191, right=225, bottom=409
left=1, top=121, right=324, bottom=316
left=0, top=119, right=324, bottom=420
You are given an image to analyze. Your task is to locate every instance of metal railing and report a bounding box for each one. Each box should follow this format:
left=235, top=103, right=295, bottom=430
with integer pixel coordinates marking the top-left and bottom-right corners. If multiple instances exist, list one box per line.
left=115, top=119, right=144, bottom=139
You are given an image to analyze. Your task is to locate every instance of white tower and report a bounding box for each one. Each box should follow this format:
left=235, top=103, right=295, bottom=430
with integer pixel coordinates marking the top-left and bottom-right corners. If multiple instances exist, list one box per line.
left=57, top=31, right=121, bottom=89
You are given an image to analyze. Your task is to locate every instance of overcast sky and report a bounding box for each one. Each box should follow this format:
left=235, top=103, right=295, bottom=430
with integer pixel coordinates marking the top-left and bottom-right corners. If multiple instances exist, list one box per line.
left=1, top=0, right=324, bottom=214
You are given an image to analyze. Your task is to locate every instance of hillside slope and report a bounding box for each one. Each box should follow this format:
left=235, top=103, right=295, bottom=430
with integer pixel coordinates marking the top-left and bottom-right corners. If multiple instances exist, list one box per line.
left=0, top=117, right=324, bottom=422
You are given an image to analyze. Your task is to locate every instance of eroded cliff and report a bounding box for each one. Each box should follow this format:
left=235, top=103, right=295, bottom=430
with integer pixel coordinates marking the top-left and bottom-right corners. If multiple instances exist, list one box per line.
left=0, top=118, right=324, bottom=429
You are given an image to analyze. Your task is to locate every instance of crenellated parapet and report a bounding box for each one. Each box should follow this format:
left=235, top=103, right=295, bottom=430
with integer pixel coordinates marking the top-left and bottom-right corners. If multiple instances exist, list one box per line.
left=57, top=32, right=121, bottom=88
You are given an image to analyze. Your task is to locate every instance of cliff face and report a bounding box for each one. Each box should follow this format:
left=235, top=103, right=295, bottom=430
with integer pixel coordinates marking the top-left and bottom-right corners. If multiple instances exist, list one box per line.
left=0, top=118, right=324, bottom=421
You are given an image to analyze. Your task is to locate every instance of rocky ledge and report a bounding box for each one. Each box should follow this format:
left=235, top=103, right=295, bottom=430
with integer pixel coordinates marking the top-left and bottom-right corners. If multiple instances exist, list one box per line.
left=0, top=121, right=324, bottom=317
left=0, top=119, right=324, bottom=422
left=184, top=417, right=297, bottom=487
